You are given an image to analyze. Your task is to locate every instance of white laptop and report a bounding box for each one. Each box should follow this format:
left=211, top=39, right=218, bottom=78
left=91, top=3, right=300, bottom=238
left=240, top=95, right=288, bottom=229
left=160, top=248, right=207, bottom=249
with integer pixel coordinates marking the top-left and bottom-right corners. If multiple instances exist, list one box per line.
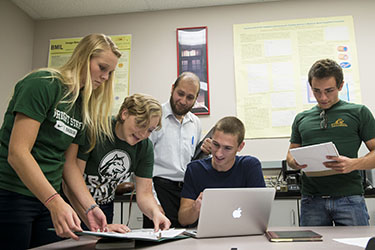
left=184, top=187, right=276, bottom=238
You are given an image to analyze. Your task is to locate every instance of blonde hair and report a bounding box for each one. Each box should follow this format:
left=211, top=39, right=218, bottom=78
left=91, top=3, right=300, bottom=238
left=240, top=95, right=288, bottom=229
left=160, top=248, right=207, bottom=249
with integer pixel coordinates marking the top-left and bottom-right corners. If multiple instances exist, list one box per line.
left=116, top=93, right=162, bottom=130
left=39, top=34, right=121, bottom=151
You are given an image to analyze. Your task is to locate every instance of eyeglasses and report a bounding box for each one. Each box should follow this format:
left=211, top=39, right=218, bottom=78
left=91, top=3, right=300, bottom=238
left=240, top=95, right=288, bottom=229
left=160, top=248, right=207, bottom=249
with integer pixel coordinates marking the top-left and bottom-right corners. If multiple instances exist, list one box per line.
left=320, top=110, right=328, bottom=129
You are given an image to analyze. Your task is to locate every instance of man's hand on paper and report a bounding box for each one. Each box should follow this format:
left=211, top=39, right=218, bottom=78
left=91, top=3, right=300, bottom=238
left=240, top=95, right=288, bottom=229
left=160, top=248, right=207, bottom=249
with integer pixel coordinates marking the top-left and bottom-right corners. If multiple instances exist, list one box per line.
left=158, top=204, right=165, bottom=215
left=286, top=144, right=307, bottom=170
left=290, top=158, right=308, bottom=170
left=87, top=206, right=107, bottom=233
left=152, top=211, right=171, bottom=231
left=324, top=155, right=356, bottom=173
left=48, top=198, right=82, bottom=240
left=107, top=224, right=131, bottom=233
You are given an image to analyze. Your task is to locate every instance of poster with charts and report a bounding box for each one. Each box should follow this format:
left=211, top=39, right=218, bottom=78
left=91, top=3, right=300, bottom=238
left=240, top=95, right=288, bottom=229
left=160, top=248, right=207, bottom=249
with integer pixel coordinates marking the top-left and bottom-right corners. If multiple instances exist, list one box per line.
left=233, top=16, right=361, bottom=139
left=48, top=35, right=131, bottom=116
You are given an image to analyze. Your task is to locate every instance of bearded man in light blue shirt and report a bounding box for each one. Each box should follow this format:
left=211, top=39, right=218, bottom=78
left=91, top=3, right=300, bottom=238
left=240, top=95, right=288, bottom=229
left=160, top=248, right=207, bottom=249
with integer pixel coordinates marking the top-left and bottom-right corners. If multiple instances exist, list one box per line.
left=143, top=72, right=203, bottom=228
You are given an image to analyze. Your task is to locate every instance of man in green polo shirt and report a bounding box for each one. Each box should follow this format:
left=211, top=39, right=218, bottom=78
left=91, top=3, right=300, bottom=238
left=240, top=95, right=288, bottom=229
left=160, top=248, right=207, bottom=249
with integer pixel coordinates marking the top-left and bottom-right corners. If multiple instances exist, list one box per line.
left=286, top=58, right=375, bottom=226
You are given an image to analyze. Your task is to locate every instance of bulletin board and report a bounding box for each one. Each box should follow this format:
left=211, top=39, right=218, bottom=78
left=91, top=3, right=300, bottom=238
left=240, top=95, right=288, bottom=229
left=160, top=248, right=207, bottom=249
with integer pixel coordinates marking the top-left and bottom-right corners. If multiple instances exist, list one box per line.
left=233, top=16, right=361, bottom=139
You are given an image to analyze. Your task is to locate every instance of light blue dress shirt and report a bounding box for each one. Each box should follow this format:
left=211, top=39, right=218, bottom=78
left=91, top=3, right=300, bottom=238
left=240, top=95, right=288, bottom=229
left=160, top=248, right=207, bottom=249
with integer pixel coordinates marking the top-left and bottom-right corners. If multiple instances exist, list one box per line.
left=150, top=101, right=202, bottom=182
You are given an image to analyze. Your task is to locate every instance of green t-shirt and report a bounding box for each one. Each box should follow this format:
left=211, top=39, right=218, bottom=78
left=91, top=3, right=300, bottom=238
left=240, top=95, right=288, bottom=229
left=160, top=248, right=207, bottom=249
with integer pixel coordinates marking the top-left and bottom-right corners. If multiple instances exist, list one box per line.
left=0, top=70, right=85, bottom=197
left=78, top=120, right=154, bottom=205
left=290, top=100, right=375, bottom=196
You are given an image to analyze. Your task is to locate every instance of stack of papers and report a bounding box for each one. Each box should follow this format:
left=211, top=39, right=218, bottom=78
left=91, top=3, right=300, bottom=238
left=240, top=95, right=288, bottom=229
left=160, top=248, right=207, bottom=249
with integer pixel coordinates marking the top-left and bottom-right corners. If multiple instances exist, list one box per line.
left=289, top=142, right=340, bottom=176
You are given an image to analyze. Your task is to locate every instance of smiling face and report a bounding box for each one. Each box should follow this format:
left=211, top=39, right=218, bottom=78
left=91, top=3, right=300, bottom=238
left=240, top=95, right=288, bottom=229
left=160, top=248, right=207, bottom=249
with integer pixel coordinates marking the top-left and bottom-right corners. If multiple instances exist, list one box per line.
left=311, top=76, right=343, bottom=110
left=82, top=49, right=119, bottom=89
left=115, top=111, right=160, bottom=146
left=170, top=78, right=199, bottom=120
left=211, top=130, right=244, bottom=172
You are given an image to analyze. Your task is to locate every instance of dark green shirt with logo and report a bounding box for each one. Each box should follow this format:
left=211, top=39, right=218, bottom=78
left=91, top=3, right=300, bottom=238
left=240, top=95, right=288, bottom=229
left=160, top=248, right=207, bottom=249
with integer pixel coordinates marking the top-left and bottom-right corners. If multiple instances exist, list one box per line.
left=77, top=120, right=154, bottom=205
left=290, top=100, right=375, bottom=196
left=0, top=71, right=85, bottom=197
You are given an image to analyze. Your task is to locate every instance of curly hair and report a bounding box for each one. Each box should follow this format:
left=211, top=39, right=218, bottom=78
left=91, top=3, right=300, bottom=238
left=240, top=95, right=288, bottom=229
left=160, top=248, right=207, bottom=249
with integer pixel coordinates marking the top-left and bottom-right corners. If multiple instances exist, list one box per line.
left=308, top=59, right=343, bottom=88
left=116, top=93, right=162, bottom=131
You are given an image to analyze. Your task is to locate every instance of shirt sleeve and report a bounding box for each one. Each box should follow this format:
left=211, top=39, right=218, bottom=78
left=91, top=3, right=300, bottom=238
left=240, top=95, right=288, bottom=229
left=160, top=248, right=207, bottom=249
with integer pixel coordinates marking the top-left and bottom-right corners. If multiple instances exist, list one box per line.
left=359, top=105, right=375, bottom=142
left=290, top=113, right=302, bottom=144
left=77, top=136, right=90, bottom=161
left=72, top=125, right=86, bottom=146
left=12, top=71, right=61, bottom=123
left=134, top=139, right=154, bottom=178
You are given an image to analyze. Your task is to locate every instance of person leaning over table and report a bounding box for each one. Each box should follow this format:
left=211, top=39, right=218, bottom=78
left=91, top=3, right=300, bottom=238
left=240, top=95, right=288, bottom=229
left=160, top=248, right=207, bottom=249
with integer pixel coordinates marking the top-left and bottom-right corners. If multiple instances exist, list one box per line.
left=286, top=58, right=375, bottom=226
left=178, top=116, right=266, bottom=226
left=0, top=33, right=121, bottom=249
left=63, top=93, right=171, bottom=233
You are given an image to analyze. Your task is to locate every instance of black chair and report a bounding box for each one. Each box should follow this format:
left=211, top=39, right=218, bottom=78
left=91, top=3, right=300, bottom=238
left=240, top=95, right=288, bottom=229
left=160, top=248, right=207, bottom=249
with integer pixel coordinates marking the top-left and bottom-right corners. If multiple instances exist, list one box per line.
left=191, top=127, right=214, bottom=161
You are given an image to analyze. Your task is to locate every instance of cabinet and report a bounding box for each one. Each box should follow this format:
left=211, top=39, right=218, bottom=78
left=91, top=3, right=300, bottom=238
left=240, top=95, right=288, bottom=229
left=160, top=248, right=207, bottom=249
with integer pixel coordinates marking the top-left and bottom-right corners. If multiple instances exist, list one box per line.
left=365, top=198, right=375, bottom=225
left=269, top=199, right=299, bottom=227
left=114, top=199, right=301, bottom=228
left=112, top=197, right=375, bottom=228
left=113, top=201, right=143, bottom=229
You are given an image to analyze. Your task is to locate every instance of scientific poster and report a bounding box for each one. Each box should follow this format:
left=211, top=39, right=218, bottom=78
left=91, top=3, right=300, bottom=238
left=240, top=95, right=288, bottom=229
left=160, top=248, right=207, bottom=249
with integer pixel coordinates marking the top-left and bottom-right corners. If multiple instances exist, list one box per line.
left=48, top=35, right=131, bottom=116
left=233, top=16, right=360, bottom=138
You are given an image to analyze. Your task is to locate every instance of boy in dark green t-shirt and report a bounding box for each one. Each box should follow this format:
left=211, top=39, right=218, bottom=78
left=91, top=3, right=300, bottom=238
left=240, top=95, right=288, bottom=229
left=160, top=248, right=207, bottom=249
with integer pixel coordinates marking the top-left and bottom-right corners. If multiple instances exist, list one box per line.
left=63, top=94, right=171, bottom=233
left=287, top=59, right=375, bottom=226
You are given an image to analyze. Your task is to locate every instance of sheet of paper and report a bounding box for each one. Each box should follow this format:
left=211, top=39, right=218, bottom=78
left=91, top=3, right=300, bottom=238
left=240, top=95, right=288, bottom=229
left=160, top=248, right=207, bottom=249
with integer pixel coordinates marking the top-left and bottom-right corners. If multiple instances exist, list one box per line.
left=77, top=228, right=186, bottom=240
left=333, top=237, right=371, bottom=248
left=289, top=142, right=339, bottom=172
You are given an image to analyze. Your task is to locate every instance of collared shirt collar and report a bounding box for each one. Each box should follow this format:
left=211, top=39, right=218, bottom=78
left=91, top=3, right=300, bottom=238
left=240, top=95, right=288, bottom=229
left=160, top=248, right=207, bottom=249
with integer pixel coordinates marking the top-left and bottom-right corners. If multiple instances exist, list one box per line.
left=163, top=101, right=194, bottom=124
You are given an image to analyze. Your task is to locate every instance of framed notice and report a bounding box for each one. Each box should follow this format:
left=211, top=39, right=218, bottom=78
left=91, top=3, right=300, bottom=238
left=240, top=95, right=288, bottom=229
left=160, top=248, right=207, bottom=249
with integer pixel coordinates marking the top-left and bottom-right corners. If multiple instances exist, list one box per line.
left=177, top=27, right=210, bottom=115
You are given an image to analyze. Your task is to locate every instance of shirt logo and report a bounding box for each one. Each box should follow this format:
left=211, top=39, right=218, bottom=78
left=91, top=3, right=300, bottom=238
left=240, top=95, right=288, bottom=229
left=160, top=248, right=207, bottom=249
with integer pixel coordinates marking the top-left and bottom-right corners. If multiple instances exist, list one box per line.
left=331, top=118, right=348, bottom=128
left=53, top=108, right=82, bottom=138
left=99, top=150, right=131, bottom=181
left=85, top=150, right=131, bottom=204
left=54, top=120, right=77, bottom=137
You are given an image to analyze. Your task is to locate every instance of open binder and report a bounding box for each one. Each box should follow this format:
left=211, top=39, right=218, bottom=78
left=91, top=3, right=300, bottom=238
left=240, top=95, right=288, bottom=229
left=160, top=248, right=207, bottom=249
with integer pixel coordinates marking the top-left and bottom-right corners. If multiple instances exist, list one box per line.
left=75, top=228, right=187, bottom=242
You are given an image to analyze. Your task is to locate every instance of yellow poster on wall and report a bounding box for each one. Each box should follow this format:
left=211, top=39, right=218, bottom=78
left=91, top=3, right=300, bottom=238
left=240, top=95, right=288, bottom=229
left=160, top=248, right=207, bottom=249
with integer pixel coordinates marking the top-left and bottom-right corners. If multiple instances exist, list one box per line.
left=233, top=16, right=360, bottom=139
left=48, top=35, right=131, bottom=116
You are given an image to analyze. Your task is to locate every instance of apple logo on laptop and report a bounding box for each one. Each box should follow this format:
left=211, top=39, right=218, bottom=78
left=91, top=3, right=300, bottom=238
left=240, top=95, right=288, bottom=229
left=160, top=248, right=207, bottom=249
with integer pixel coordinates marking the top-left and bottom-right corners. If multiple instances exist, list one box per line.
left=232, top=207, right=242, bottom=219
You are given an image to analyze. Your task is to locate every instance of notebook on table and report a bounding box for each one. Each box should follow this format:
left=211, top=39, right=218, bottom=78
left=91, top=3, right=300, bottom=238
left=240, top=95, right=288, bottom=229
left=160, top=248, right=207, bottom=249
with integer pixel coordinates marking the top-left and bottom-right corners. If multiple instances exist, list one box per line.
left=184, top=187, right=276, bottom=238
left=265, top=230, right=323, bottom=242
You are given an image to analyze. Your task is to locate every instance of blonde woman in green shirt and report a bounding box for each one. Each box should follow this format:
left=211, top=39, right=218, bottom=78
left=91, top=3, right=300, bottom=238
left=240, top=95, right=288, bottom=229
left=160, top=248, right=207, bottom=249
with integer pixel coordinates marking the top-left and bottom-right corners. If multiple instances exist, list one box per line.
left=0, top=33, right=121, bottom=249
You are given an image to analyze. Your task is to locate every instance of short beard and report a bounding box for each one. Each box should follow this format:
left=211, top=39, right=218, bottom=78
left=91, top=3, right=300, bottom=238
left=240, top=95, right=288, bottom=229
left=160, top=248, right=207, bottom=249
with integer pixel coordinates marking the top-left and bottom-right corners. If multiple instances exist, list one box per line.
left=169, top=96, right=193, bottom=116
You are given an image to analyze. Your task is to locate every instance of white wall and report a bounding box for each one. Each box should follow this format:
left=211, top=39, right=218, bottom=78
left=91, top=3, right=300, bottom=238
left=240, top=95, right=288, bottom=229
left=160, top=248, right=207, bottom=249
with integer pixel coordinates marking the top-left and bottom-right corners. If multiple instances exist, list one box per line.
left=0, top=0, right=34, bottom=124
left=28, top=0, right=375, bottom=161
